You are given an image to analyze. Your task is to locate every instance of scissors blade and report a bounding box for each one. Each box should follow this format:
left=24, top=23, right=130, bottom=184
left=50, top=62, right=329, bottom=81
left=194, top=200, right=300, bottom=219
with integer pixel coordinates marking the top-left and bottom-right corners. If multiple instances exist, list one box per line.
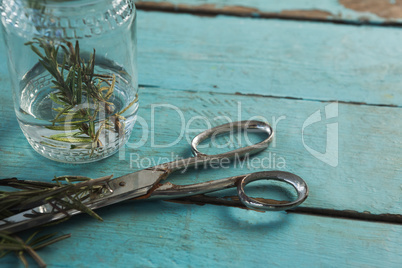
left=0, top=169, right=166, bottom=234
left=96, top=169, right=167, bottom=206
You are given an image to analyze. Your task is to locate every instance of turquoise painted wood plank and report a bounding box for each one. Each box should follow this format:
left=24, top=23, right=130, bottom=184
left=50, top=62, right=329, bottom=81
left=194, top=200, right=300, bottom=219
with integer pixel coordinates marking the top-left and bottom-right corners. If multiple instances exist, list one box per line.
left=135, top=0, right=402, bottom=24
left=1, top=87, right=401, bottom=215
left=2, top=201, right=402, bottom=267
left=0, top=6, right=400, bottom=267
left=1, top=11, right=401, bottom=106
left=137, top=11, right=402, bottom=106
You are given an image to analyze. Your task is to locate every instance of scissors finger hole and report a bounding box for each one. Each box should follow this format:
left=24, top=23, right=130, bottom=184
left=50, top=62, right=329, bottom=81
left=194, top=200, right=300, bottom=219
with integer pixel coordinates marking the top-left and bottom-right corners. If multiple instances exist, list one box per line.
left=242, top=179, right=298, bottom=203
left=237, top=171, right=309, bottom=211
left=191, top=120, right=273, bottom=158
left=196, top=129, right=270, bottom=155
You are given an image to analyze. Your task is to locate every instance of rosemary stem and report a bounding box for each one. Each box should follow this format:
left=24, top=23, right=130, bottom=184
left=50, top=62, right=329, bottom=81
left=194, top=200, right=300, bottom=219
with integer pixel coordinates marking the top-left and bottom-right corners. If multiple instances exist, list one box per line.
left=13, top=236, right=47, bottom=268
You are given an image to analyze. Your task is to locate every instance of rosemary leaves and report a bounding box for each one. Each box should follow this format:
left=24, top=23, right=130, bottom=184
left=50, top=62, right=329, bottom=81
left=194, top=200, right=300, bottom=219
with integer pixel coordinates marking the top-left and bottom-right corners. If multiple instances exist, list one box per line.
left=0, top=231, right=71, bottom=268
left=13, top=37, right=139, bottom=163
left=0, top=176, right=112, bottom=222
left=0, top=175, right=112, bottom=267
left=26, top=38, right=137, bottom=154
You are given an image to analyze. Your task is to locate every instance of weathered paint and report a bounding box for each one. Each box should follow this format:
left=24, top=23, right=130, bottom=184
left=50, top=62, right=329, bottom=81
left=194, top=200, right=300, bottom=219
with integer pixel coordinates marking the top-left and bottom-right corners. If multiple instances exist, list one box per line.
left=340, top=0, right=402, bottom=19
left=0, top=5, right=401, bottom=268
left=135, top=0, right=402, bottom=24
left=1, top=11, right=401, bottom=106
left=137, top=11, right=402, bottom=106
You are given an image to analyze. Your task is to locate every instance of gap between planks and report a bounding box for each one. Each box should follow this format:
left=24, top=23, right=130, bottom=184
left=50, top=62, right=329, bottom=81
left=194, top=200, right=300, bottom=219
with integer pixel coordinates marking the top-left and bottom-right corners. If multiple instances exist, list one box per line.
left=139, top=85, right=401, bottom=109
left=135, top=1, right=402, bottom=27
left=167, top=195, right=402, bottom=225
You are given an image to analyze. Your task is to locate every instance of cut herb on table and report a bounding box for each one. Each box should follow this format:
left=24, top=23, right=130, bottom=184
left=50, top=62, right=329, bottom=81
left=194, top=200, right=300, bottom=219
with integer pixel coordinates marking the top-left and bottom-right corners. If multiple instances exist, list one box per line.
left=0, top=176, right=111, bottom=267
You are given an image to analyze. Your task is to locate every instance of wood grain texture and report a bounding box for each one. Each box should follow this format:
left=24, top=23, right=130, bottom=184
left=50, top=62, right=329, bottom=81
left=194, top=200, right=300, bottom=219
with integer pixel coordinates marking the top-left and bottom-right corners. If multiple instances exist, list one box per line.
left=137, top=11, right=402, bottom=106
left=1, top=201, right=402, bottom=267
left=1, top=87, right=401, bottom=215
left=340, top=0, right=402, bottom=20
left=135, top=0, right=402, bottom=24
left=0, top=6, right=401, bottom=267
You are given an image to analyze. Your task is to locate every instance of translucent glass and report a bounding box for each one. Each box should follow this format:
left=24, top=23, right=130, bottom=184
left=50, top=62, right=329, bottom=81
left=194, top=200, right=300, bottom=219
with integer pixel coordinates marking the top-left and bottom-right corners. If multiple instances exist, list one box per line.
left=0, top=0, right=138, bottom=163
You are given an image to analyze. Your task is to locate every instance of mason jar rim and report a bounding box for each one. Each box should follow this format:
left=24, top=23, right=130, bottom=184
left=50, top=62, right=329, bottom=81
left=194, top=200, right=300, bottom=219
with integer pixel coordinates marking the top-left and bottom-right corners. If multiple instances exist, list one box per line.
left=19, top=0, right=129, bottom=9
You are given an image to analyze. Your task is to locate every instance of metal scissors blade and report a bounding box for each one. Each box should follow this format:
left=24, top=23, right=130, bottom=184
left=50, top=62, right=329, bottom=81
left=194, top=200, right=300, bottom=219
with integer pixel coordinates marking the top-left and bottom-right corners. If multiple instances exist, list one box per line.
left=0, top=169, right=166, bottom=234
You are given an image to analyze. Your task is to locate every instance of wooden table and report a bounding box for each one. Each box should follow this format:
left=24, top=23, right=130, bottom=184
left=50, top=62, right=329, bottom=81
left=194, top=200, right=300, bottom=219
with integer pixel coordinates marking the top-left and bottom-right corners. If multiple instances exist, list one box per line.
left=1, top=1, right=401, bottom=267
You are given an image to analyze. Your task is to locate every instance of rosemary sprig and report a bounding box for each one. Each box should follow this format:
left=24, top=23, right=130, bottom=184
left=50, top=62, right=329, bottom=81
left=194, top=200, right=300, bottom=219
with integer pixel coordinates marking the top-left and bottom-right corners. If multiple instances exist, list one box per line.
left=0, top=176, right=112, bottom=221
left=0, top=231, right=71, bottom=268
left=0, top=175, right=112, bottom=267
left=25, top=38, right=134, bottom=152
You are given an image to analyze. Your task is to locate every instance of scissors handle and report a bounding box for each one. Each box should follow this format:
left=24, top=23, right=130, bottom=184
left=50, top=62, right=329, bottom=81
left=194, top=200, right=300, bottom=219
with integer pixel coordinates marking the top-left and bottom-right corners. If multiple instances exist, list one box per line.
left=159, top=120, right=273, bottom=173
left=191, top=120, right=273, bottom=158
left=149, top=171, right=308, bottom=211
left=237, top=171, right=308, bottom=211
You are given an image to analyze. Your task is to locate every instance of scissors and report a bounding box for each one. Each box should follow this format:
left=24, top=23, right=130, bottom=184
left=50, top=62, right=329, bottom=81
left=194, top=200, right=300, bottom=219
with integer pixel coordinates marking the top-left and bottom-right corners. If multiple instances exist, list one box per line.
left=0, top=120, right=308, bottom=234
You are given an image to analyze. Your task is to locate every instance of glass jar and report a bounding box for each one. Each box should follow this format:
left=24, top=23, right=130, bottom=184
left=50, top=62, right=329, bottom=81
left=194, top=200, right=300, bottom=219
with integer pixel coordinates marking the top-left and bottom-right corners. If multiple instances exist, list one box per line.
left=0, top=0, right=138, bottom=163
